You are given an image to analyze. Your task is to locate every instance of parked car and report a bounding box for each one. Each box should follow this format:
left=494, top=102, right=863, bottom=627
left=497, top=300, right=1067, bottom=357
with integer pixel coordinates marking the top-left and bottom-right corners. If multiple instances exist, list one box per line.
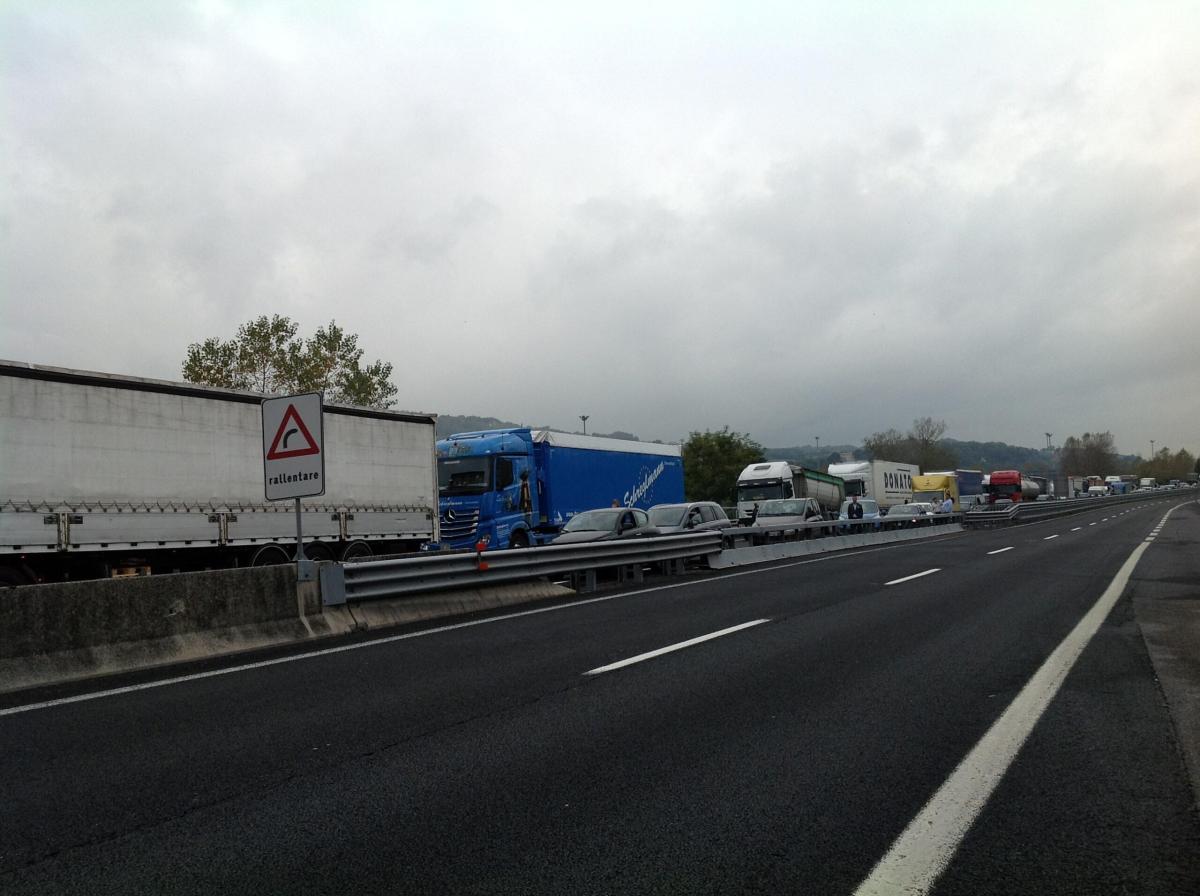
left=837, top=497, right=883, bottom=531
left=549, top=507, right=653, bottom=544
left=748, top=498, right=830, bottom=538
left=646, top=501, right=736, bottom=535
left=882, top=503, right=933, bottom=529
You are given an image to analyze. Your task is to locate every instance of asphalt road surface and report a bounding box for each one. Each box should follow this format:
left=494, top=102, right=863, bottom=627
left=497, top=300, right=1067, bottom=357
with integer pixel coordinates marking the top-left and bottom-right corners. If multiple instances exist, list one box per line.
left=3, top=497, right=1198, bottom=894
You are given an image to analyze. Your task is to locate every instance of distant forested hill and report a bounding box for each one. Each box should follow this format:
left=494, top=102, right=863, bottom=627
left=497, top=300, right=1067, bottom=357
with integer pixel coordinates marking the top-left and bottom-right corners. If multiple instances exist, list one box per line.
left=941, top=440, right=1056, bottom=473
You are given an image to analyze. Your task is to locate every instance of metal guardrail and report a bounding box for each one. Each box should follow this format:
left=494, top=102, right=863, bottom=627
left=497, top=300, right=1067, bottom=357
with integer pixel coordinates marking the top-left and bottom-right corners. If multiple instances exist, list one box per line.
left=320, top=532, right=723, bottom=605
left=721, top=514, right=962, bottom=546
left=961, top=488, right=1184, bottom=527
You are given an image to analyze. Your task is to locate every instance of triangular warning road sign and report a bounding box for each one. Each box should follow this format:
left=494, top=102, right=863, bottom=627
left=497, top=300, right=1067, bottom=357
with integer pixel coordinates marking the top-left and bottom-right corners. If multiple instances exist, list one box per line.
left=266, top=404, right=321, bottom=459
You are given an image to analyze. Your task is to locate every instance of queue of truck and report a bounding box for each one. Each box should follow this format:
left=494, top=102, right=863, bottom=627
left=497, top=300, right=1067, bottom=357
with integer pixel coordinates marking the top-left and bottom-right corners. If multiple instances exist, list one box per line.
left=5, top=357, right=1176, bottom=585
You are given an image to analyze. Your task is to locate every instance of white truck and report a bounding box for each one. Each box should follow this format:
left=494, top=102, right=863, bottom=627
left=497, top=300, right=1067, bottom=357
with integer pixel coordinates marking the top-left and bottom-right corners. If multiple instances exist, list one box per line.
left=0, top=360, right=439, bottom=585
left=827, top=460, right=919, bottom=509
left=735, top=462, right=846, bottom=522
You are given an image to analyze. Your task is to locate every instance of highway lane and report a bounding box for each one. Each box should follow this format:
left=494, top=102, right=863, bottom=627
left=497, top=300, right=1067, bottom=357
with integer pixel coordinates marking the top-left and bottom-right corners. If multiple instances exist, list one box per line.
left=933, top=499, right=1200, bottom=894
left=2, top=496, right=1197, bottom=893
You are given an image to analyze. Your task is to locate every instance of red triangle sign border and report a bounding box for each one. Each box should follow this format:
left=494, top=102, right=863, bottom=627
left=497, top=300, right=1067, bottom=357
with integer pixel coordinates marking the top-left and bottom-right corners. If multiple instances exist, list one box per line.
left=266, top=404, right=321, bottom=460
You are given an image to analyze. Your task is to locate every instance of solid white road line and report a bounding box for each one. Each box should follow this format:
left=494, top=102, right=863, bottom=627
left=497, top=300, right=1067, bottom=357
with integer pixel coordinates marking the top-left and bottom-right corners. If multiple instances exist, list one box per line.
left=1043, top=535, right=1059, bottom=540
left=885, top=569, right=941, bottom=586
left=583, top=619, right=770, bottom=675
left=853, top=504, right=1181, bottom=896
left=987, top=547, right=1014, bottom=555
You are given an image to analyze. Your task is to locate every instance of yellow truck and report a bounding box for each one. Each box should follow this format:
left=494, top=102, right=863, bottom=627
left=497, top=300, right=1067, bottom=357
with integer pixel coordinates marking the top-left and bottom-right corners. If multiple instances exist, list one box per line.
left=912, top=473, right=960, bottom=511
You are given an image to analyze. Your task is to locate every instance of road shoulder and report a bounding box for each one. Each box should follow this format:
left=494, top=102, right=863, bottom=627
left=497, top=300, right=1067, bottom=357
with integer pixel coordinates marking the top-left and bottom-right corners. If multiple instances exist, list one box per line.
left=1133, top=500, right=1200, bottom=812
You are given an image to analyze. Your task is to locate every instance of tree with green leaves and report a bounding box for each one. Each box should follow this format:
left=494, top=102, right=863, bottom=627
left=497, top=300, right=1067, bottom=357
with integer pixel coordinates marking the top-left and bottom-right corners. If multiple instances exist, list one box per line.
left=183, top=315, right=398, bottom=408
left=1136, top=446, right=1196, bottom=483
left=682, top=427, right=765, bottom=504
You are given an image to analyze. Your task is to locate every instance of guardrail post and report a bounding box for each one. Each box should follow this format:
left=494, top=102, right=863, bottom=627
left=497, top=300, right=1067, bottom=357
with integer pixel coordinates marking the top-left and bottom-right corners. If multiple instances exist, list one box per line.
left=571, top=569, right=598, bottom=594
left=618, top=563, right=644, bottom=585
left=320, top=563, right=347, bottom=606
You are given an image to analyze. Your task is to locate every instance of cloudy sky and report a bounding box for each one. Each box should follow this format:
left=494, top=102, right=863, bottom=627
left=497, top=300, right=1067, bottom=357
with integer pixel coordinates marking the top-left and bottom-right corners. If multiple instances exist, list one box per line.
left=3, top=1, right=1197, bottom=454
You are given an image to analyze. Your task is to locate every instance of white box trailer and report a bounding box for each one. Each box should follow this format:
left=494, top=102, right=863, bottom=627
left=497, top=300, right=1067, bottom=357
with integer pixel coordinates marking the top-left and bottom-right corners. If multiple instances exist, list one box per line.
left=734, top=461, right=846, bottom=522
left=826, top=460, right=919, bottom=509
left=0, top=360, right=439, bottom=584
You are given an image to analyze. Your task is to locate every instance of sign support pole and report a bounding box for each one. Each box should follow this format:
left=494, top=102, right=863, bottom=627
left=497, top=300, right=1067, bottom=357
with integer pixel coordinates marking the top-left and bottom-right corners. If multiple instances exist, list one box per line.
left=293, top=496, right=315, bottom=581
left=295, top=496, right=303, bottom=573
left=261, top=392, right=325, bottom=585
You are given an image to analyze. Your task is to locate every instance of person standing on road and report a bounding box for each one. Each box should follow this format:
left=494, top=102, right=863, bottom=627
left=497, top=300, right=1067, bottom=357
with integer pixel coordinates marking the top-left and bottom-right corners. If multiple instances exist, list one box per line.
left=847, top=495, right=864, bottom=532
left=941, top=494, right=954, bottom=514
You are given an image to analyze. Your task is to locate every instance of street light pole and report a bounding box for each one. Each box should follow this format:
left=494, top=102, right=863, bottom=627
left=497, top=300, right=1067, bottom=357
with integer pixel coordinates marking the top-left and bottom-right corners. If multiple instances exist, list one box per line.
left=580, top=415, right=589, bottom=435
left=1151, top=439, right=1155, bottom=458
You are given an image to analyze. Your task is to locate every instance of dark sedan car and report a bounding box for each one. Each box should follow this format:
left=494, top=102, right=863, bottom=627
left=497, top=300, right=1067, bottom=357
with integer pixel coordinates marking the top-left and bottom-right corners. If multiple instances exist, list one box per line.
left=882, top=502, right=934, bottom=529
left=550, top=507, right=653, bottom=544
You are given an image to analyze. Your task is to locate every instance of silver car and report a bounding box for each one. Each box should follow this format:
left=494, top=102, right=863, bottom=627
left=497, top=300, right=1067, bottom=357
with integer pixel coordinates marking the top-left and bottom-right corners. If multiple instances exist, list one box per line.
left=646, top=501, right=736, bottom=535
left=749, top=498, right=830, bottom=538
left=837, top=498, right=882, bottom=531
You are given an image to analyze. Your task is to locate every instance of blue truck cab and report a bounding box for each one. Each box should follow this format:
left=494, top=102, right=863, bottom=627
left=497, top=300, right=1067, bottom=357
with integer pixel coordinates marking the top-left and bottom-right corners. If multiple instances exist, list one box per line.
left=435, top=428, right=684, bottom=549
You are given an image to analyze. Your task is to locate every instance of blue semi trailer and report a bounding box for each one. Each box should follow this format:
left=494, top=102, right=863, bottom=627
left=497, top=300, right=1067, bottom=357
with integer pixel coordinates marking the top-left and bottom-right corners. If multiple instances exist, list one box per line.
left=435, top=428, right=684, bottom=549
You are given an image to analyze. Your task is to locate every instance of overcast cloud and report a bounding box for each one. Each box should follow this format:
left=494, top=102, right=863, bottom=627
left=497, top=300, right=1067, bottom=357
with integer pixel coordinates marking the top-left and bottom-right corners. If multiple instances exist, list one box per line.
left=2, top=1, right=1197, bottom=454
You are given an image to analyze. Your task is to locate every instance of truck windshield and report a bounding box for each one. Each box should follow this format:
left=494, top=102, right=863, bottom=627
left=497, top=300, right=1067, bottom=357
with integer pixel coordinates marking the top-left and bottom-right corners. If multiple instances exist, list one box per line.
left=842, top=480, right=865, bottom=497
left=737, top=482, right=783, bottom=503
left=437, top=457, right=491, bottom=494
left=758, top=500, right=807, bottom=516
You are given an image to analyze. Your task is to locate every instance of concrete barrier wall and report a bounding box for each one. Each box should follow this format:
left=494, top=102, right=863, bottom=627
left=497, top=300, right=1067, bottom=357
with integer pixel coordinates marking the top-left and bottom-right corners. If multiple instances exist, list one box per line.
left=3, top=566, right=304, bottom=658
left=0, top=567, right=574, bottom=696
left=0, top=566, right=353, bottom=695
left=710, top=524, right=964, bottom=569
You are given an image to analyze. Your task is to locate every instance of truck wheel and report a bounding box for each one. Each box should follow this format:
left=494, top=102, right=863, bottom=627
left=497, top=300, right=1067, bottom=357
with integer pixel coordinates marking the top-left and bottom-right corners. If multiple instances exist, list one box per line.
left=303, top=542, right=336, bottom=562
left=250, top=544, right=291, bottom=567
left=509, top=530, right=530, bottom=549
left=341, top=541, right=372, bottom=562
